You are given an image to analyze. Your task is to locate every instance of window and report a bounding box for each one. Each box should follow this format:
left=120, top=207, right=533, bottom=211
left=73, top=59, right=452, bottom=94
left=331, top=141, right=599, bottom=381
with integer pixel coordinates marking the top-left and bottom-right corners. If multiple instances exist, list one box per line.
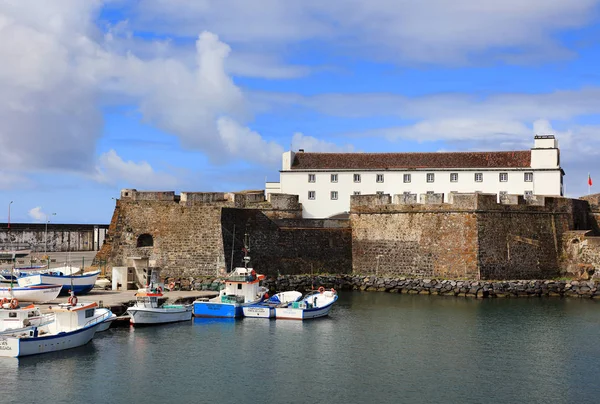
left=85, top=309, right=95, bottom=318
left=427, top=173, right=435, bottom=183
left=308, top=174, right=315, bottom=183
left=376, top=191, right=384, bottom=195
left=475, top=173, right=483, bottom=182
left=403, top=191, right=411, bottom=196
left=331, top=191, right=338, bottom=200
left=450, top=173, right=458, bottom=182
left=403, top=174, right=411, bottom=183
left=524, top=172, right=533, bottom=182
left=353, top=174, right=361, bottom=183
left=330, top=174, right=338, bottom=183
left=376, top=174, right=384, bottom=183
left=499, top=173, right=508, bottom=182
left=353, top=191, right=361, bottom=195
left=308, top=191, right=315, bottom=200
left=137, top=234, right=154, bottom=248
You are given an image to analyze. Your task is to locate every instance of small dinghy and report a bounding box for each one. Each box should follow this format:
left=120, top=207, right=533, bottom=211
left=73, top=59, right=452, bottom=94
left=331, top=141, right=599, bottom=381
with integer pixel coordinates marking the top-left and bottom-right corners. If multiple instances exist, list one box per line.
left=274, top=288, right=338, bottom=320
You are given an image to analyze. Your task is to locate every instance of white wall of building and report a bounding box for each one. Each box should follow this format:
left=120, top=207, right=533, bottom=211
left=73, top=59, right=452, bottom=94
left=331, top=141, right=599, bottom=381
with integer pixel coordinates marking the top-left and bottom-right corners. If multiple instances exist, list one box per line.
left=266, top=136, right=565, bottom=218
left=275, top=168, right=562, bottom=218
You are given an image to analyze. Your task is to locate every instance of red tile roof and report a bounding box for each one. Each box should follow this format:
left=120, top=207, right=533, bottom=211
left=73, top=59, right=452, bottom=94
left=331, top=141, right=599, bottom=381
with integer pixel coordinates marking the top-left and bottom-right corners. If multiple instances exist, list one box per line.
left=291, top=151, right=531, bottom=170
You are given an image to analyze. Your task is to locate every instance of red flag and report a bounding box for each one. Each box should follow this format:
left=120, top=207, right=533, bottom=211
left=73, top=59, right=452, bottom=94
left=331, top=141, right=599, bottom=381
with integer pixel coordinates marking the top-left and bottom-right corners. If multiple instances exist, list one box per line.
left=589, top=174, right=593, bottom=187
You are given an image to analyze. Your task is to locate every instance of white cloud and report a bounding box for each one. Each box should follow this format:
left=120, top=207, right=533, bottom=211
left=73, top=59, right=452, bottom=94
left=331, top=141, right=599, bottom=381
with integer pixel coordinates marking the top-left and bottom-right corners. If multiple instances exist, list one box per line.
left=291, top=132, right=356, bottom=153
left=132, top=0, right=600, bottom=65
left=94, top=149, right=181, bottom=189
left=216, top=117, right=284, bottom=165
left=28, top=207, right=46, bottom=222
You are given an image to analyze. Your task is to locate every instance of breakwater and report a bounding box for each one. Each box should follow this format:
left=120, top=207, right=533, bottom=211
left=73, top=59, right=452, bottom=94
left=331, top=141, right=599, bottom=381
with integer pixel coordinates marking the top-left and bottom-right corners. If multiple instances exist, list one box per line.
left=187, top=275, right=600, bottom=298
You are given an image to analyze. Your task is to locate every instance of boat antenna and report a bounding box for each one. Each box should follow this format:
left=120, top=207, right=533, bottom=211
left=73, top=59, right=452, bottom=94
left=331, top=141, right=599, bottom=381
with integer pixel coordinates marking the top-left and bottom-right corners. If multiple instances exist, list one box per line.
left=243, top=231, right=250, bottom=269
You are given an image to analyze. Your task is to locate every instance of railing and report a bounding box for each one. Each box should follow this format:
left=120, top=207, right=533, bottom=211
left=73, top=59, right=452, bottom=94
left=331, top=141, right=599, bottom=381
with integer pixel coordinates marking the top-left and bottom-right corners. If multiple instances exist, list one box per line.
left=84, top=310, right=111, bottom=328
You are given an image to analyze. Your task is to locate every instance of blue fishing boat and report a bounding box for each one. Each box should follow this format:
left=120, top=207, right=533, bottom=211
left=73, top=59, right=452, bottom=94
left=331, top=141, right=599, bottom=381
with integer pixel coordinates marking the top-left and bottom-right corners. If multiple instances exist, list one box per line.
left=193, top=234, right=267, bottom=318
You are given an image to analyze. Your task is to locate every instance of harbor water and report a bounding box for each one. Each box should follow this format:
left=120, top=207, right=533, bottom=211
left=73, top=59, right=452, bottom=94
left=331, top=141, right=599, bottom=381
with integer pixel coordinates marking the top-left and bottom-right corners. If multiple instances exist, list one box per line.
left=1, top=292, right=599, bottom=404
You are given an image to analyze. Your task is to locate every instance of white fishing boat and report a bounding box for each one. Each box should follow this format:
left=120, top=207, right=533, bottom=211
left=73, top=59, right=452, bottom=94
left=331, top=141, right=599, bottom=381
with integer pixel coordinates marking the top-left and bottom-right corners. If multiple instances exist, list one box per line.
left=0, top=284, right=62, bottom=303
left=94, top=307, right=117, bottom=332
left=17, top=270, right=100, bottom=295
left=0, top=301, right=106, bottom=357
left=0, top=303, right=54, bottom=335
left=274, top=288, right=338, bottom=320
left=127, top=288, right=192, bottom=325
left=242, top=291, right=303, bottom=318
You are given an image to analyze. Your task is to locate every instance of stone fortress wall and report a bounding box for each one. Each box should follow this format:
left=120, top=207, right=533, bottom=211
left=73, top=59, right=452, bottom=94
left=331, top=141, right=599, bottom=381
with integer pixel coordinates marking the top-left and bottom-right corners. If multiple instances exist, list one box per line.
left=350, top=192, right=595, bottom=280
left=96, top=189, right=352, bottom=281
left=97, top=189, right=600, bottom=282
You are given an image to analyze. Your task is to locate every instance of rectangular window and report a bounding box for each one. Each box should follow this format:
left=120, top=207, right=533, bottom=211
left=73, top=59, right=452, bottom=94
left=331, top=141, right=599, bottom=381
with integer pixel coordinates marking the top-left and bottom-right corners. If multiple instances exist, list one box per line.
left=450, top=173, right=458, bottom=182
left=353, top=191, right=361, bottom=195
left=376, top=174, right=384, bottom=183
left=524, top=172, right=533, bottom=182
left=308, top=191, right=315, bottom=200
left=403, top=174, right=411, bottom=183
left=330, top=174, right=338, bottom=183
left=330, top=191, right=338, bottom=200
left=475, top=173, right=483, bottom=182
left=85, top=309, right=95, bottom=318
left=499, top=173, right=508, bottom=182
left=353, top=174, right=361, bottom=183
left=427, top=173, right=435, bottom=183
left=308, top=174, right=315, bottom=183
left=376, top=191, right=384, bottom=195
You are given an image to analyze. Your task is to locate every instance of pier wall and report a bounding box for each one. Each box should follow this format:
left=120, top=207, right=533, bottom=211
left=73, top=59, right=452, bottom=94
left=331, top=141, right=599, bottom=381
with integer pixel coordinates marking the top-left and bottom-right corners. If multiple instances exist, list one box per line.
left=0, top=223, right=108, bottom=253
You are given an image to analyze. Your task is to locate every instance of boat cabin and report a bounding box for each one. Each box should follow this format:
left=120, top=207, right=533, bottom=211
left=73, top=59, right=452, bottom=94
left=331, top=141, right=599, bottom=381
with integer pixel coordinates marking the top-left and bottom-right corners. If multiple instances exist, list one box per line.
left=220, top=266, right=266, bottom=304
left=134, top=289, right=163, bottom=308
left=48, top=302, right=100, bottom=332
left=0, top=305, right=44, bottom=332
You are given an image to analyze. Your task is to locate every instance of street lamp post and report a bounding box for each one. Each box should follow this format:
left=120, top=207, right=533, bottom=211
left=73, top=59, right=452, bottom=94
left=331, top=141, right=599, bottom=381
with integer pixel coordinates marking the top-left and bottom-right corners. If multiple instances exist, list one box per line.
left=45, top=212, right=56, bottom=255
left=8, top=201, right=13, bottom=230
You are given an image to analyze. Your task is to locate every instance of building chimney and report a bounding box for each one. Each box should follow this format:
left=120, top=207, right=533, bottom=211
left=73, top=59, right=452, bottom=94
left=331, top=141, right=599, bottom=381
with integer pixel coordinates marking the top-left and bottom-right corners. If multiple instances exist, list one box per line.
left=298, top=149, right=304, bottom=153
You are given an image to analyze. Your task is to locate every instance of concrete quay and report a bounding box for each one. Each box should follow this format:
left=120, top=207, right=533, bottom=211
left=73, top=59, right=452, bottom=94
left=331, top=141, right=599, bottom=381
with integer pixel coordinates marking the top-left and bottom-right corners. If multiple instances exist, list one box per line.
left=38, top=288, right=219, bottom=316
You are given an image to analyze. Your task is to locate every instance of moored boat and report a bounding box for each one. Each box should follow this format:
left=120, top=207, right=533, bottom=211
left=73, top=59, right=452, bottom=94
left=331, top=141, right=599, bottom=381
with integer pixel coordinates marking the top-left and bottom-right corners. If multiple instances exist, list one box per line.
left=274, top=288, right=338, bottom=320
left=127, top=288, right=192, bottom=325
left=17, top=270, right=100, bottom=295
left=0, top=301, right=105, bottom=357
left=193, top=234, right=267, bottom=318
left=242, top=291, right=303, bottom=318
left=0, top=303, right=54, bottom=335
left=0, top=284, right=62, bottom=302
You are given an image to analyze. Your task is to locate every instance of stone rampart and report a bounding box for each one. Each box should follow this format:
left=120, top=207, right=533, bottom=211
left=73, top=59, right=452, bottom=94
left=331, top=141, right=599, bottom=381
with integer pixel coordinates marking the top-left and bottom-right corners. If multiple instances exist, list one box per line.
left=350, top=193, right=591, bottom=280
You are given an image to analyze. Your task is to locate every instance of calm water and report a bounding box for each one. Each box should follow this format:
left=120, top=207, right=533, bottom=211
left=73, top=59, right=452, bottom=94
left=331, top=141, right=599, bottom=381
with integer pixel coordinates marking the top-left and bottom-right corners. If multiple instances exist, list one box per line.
left=2, top=293, right=600, bottom=404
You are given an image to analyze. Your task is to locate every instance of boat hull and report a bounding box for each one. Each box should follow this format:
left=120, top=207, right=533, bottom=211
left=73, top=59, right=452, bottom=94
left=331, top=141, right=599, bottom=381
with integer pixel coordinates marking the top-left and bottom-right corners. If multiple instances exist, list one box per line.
left=0, top=285, right=62, bottom=302
left=242, top=306, right=273, bottom=318
left=17, top=271, right=100, bottom=295
left=193, top=302, right=242, bottom=318
left=274, top=303, right=335, bottom=320
left=127, top=306, right=192, bottom=325
left=0, top=322, right=100, bottom=357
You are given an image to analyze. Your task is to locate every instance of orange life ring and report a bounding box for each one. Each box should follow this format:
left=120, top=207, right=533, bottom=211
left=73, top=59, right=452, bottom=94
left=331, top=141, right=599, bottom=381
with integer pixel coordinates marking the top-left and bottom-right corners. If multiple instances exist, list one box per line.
left=9, top=298, right=18, bottom=309
left=0, top=297, right=8, bottom=306
left=318, top=286, right=325, bottom=293
left=68, top=296, right=78, bottom=306
left=169, top=282, right=175, bottom=290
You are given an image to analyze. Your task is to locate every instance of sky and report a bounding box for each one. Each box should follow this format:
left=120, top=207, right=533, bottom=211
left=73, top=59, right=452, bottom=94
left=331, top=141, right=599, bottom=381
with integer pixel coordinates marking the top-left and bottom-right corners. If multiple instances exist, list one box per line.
left=2, top=0, right=600, bottom=224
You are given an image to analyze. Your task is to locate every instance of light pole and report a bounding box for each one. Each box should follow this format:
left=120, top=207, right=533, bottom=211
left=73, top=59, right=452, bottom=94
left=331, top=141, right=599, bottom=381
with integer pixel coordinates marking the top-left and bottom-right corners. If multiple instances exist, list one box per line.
left=45, top=212, right=56, bottom=255
left=8, top=201, right=13, bottom=230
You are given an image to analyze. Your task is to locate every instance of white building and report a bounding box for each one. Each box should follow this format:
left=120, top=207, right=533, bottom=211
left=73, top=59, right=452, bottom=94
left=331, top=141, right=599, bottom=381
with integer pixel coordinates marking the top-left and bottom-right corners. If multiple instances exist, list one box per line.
left=266, top=135, right=564, bottom=218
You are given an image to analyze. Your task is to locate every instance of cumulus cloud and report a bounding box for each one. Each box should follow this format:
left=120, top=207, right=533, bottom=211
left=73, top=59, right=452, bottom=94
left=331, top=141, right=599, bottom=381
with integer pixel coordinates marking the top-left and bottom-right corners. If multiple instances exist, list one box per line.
left=132, top=0, right=600, bottom=65
left=28, top=207, right=46, bottom=222
left=0, top=2, right=287, bottom=188
left=94, top=149, right=181, bottom=189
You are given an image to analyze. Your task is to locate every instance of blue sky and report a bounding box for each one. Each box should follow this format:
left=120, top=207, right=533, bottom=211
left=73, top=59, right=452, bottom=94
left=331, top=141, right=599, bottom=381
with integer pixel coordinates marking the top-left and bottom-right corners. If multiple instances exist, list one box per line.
left=2, top=0, right=600, bottom=224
